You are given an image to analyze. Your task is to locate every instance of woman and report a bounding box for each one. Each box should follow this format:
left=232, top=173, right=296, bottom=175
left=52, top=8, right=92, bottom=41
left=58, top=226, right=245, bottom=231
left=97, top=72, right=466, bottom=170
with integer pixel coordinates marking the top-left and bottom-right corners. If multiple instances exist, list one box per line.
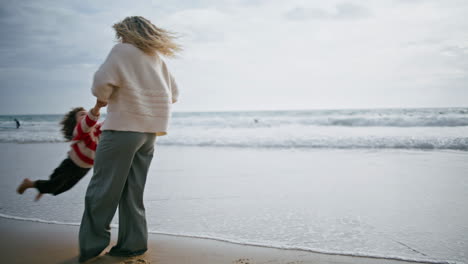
left=79, top=16, right=180, bottom=262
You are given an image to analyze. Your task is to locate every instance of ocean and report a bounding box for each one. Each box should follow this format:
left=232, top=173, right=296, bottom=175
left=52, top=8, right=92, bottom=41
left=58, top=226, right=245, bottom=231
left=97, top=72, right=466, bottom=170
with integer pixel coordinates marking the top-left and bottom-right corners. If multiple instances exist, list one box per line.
left=1, top=108, right=467, bottom=263
left=1, top=108, right=468, bottom=150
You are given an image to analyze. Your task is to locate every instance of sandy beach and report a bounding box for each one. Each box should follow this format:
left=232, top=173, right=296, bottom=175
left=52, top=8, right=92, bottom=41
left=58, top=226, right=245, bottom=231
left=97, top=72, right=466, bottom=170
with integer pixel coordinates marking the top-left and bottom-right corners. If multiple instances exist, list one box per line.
left=0, top=217, right=441, bottom=264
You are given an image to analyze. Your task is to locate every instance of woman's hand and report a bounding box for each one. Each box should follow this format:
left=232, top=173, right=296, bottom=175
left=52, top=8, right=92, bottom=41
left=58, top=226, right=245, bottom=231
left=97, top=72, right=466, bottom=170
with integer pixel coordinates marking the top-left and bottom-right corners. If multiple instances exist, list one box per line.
left=96, top=100, right=108, bottom=108
left=91, top=100, right=108, bottom=116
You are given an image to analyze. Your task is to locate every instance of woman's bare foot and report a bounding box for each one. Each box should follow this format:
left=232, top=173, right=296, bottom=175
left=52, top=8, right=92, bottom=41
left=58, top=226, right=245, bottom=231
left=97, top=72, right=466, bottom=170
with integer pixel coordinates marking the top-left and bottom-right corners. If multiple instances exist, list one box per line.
left=17, top=178, right=34, bottom=194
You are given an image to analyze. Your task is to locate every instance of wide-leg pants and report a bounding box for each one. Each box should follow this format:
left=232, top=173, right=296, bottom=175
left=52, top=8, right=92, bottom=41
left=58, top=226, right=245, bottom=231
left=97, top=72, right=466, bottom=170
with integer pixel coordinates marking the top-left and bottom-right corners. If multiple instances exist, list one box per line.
left=79, top=130, right=156, bottom=261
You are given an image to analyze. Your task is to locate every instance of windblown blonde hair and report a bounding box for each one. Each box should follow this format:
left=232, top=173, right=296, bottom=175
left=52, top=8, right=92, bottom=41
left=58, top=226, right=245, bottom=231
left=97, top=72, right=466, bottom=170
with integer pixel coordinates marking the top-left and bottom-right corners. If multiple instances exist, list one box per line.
left=113, top=16, right=181, bottom=57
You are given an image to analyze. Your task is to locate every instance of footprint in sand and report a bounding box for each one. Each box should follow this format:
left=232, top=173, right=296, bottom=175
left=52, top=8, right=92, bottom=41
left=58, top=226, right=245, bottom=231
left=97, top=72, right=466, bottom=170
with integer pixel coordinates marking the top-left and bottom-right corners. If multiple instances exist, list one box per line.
left=121, top=259, right=149, bottom=264
left=232, top=258, right=252, bottom=264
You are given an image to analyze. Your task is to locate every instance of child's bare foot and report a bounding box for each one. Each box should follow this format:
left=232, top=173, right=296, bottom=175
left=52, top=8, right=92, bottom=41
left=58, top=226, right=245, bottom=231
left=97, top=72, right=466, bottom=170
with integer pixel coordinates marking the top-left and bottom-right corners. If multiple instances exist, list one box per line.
left=17, top=178, right=34, bottom=194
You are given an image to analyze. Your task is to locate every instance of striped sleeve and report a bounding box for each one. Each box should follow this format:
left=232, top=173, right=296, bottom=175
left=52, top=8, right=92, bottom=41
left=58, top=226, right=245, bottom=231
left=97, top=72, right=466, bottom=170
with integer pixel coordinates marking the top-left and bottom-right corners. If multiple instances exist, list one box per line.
left=76, top=111, right=100, bottom=136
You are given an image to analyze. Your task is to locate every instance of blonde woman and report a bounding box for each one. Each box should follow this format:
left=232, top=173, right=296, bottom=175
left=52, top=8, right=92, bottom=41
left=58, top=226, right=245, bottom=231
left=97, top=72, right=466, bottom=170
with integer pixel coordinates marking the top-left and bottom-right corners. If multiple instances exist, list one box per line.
left=79, top=16, right=180, bottom=262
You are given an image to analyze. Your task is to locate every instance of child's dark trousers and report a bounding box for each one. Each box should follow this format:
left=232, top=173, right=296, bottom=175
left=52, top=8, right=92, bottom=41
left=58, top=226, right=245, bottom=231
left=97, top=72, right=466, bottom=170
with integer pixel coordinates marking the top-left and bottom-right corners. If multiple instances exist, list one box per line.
left=35, top=157, right=90, bottom=195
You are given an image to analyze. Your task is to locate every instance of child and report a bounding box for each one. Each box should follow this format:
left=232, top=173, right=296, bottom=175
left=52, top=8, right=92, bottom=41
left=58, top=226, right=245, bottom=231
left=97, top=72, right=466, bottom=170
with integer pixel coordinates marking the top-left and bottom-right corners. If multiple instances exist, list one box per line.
left=17, top=100, right=107, bottom=201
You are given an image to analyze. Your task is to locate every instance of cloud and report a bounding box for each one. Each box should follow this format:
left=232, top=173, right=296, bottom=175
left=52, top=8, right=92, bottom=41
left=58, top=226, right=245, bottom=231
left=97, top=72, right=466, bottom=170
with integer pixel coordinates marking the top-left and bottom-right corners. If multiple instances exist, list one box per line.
left=0, top=0, right=468, bottom=114
left=0, top=1, right=115, bottom=69
left=284, top=3, right=371, bottom=21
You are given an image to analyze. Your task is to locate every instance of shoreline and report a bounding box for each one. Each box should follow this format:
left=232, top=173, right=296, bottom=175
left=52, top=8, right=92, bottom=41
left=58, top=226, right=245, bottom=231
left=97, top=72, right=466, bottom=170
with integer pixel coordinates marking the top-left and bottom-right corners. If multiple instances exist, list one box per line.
left=0, top=216, right=445, bottom=264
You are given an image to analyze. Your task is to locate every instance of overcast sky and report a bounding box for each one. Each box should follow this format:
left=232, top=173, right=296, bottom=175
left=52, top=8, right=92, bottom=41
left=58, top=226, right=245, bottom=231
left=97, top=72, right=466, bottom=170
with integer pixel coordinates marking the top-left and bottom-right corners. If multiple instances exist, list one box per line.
left=0, top=0, right=467, bottom=114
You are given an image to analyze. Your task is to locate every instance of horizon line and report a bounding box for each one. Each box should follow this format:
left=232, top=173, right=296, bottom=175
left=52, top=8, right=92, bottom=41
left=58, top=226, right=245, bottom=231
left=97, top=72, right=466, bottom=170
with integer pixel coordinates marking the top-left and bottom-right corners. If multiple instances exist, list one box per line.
left=1, top=105, right=468, bottom=116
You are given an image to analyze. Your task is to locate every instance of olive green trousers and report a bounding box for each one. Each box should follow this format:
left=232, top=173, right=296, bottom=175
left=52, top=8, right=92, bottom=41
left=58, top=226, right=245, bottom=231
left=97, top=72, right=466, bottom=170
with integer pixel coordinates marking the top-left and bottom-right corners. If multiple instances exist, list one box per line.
left=79, top=130, right=156, bottom=262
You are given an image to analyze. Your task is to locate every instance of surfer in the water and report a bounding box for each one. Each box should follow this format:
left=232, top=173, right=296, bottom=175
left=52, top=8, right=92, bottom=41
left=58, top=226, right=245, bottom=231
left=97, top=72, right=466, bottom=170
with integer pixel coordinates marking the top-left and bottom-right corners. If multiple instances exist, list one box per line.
left=14, top=118, right=20, bottom=129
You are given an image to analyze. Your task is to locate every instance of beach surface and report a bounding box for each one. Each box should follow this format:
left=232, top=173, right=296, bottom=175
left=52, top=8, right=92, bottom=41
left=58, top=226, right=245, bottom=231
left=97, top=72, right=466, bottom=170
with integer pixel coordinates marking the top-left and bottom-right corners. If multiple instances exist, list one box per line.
left=1, top=142, right=467, bottom=263
left=0, top=217, right=438, bottom=264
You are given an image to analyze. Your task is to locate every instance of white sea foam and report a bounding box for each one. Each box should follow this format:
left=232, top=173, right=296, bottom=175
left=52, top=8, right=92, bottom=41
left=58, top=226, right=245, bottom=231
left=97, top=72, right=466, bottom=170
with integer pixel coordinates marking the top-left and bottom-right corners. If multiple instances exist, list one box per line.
left=0, top=213, right=80, bottom=226
left=1, top=108, right=468, bottom=150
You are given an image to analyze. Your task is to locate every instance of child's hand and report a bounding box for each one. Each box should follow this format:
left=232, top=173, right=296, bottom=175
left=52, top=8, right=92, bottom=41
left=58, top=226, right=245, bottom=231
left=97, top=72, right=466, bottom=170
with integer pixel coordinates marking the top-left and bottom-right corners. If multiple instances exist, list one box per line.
left=96, top=100, right=108, bottom=108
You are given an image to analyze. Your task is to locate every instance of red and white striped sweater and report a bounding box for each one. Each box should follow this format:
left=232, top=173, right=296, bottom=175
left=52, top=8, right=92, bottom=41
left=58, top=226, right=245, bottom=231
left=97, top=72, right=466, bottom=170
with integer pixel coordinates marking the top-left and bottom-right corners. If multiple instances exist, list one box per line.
left=68, top=111, right=102, bottom=168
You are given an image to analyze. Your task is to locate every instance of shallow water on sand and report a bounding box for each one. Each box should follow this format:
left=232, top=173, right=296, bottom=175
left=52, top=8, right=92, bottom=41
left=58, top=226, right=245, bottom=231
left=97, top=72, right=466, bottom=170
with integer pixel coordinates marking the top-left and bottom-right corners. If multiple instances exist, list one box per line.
left=1, top=143, right=467, bottom=263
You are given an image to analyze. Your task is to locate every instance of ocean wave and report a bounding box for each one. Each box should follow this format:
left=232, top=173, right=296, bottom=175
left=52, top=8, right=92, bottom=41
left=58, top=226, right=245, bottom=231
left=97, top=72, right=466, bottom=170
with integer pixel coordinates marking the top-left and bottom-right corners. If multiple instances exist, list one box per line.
left=2, top=108, right=468, bottom=129
left=1, top=136, right=467, bottom=151
left=0, top=213, right=457, bottom=264
left=305, top=116, right=468, bottom=127
left=170, top=108, right=468, bottom=128
left=157, top=137, right=468, bottom=151
left=170, top=116, right=468, bottom=128
left=0, top=138, right=66, bottom=144
left=1, top=108, right=467, bottom=150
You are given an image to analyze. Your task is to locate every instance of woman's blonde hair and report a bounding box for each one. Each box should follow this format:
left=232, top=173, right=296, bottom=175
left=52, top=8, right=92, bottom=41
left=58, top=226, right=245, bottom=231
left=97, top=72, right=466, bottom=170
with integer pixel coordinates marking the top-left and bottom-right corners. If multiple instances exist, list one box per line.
left=113, top=16, right=181, bottom=57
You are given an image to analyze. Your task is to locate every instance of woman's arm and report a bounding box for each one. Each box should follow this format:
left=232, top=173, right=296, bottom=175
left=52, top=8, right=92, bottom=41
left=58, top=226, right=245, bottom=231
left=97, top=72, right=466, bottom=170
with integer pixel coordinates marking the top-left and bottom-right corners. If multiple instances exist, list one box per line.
left=170, top=73, right=179, bottom=104
left=92, top=45, right=122, bottom=102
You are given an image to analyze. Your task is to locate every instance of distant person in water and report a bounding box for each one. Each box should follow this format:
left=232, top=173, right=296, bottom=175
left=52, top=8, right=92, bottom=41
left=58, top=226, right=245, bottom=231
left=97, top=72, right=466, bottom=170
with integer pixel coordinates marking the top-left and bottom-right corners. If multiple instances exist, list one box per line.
left=16, top=100, right=106, bottom=201
left=14, top=118, right=20, bottom=128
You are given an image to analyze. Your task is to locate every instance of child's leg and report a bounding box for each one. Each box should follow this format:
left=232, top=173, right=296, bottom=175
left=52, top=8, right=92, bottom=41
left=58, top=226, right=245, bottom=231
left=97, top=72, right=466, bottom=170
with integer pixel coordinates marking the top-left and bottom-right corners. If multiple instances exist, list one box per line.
left=34, top=158, right=87, bottom=195
left=35, top=193, right=43, bottom=201
left=17, top=158, right=89, bottom=201
left=17, top=179, right=44, bottom=201
left=17, top=178, right=35, bottom=194
left=51, top=166, right=90, bottom=195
